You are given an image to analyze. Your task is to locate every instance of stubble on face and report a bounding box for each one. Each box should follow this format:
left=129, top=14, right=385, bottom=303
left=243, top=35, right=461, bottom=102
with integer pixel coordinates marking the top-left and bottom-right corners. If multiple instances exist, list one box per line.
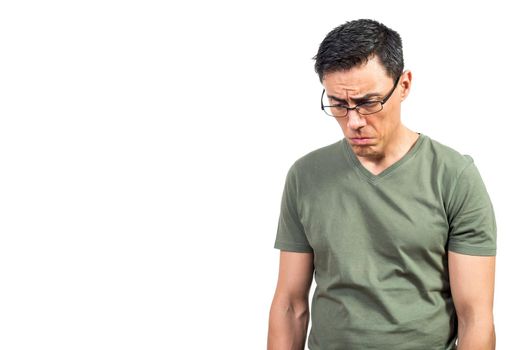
left=351, top=143, right=381, bottom=159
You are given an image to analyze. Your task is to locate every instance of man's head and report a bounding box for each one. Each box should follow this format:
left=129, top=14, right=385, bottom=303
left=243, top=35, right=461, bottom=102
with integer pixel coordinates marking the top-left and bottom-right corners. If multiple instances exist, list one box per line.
left=314, top=19, right=412, bottom=160
left=314, top=19, right=404, bottom=83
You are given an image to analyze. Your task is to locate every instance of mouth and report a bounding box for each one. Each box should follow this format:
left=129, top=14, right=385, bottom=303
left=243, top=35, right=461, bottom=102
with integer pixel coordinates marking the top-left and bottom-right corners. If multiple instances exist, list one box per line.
left=349, top=137, right=374, bottom=145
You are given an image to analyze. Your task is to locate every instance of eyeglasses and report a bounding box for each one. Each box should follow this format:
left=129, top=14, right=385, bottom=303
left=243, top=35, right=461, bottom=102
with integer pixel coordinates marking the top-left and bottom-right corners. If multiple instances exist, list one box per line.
left=321, top=75, right=401, bottom=118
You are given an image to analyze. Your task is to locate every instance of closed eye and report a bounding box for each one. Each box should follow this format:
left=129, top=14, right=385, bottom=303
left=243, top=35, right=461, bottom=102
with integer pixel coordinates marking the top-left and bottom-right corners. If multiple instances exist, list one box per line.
left=358, top=100, right=381, bottom=106
left=330, top=100, right=380, bottom=107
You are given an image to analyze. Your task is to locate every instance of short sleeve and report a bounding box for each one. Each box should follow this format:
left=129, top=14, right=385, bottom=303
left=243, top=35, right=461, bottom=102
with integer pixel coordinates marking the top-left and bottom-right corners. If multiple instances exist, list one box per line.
left=274, top=163, right=313, bottom=253
left=447, top=158, right=497, bottom=256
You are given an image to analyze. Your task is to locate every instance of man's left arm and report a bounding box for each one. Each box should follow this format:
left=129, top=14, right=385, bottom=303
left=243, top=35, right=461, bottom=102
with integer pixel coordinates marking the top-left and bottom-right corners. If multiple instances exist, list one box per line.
left=448, top=251, right=496, bottom=350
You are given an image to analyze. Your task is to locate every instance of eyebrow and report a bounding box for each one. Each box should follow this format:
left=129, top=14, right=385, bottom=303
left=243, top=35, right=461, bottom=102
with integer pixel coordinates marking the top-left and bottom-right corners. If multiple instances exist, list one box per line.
left=327, top=92, right=383, bottom=104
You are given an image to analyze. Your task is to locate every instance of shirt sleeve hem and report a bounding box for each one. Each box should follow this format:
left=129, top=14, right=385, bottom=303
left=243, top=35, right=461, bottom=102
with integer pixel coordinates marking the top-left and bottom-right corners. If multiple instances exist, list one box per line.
left=448, top=243, right=496, bottom=256
left=274, top=241, right=313, bottom=253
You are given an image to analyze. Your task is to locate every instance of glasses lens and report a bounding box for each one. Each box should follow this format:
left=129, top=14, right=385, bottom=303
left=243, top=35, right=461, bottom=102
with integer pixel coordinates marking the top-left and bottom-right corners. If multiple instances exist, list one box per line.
left=322, top=93, right=347, bottom=117
left=356, top=101, right=383, bottom=115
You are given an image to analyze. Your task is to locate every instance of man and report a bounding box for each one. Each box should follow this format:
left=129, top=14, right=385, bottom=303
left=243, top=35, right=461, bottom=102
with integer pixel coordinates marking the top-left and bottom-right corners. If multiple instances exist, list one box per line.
left=267, top=19, right=496, bottom=350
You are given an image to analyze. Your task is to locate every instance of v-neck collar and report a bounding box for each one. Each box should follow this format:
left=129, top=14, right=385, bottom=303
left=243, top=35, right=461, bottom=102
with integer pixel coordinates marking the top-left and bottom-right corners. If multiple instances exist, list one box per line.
left=342, top=133, right=425, bottom=184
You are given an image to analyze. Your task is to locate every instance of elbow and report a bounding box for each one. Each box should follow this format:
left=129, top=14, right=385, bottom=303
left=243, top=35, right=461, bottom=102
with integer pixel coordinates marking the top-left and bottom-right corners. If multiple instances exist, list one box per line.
left=274, top=297, right=309, bottom=320
left=456, top=306, right=494, bottom=329
left=457, top=316, right=495, bottom=335
left=456, top=312, right=496, bottom=349
left=290, top=298, right=310, bottom=319
left=268, top=295, right=310, bottom=329
left=268, top=297, right=310, bottom=350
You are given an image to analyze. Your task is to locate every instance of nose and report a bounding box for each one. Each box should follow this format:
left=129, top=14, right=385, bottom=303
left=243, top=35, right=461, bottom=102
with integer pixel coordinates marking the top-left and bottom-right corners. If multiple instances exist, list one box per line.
left=346, top=109, right=367, bottom=130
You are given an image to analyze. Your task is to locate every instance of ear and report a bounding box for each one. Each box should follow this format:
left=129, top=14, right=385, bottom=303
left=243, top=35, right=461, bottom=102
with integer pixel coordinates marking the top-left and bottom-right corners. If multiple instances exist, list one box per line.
left=399, top=70, right=412, bottom=101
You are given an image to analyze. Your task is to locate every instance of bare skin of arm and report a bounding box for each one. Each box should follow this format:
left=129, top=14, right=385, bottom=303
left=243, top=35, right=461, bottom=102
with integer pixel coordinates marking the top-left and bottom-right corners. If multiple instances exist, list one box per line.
left=267, top=251, right=314, bottom=350
left=448, top=251, right=496, bottom=350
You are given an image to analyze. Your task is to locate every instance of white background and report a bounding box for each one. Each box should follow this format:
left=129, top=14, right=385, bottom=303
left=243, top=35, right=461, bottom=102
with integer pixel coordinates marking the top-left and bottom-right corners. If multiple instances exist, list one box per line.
left=0, top=1, right=521, bottom=349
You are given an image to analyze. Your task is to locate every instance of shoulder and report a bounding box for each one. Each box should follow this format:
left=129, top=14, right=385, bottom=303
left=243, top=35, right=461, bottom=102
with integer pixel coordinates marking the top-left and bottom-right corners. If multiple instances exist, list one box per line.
left=290, top=138, right=345, bottom=175
left=421, top=134, right=474, bottom=177
left=288, top=139, right=347, bottom=188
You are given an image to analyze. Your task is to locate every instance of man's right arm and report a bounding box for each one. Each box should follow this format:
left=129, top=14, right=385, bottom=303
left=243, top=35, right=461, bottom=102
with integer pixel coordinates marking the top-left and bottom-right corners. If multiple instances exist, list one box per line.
left=267, top=250, right=314, bottom=350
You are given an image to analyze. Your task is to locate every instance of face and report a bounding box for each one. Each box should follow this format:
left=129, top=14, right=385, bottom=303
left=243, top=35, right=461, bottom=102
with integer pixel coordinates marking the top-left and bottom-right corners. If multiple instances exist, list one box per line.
left=322, top=56, right=411, bottom=160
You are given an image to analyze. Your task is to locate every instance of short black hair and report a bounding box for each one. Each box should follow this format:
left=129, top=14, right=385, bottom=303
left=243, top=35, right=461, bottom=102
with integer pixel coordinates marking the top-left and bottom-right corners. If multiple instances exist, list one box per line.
left=313, top=19, right=404, bottom=82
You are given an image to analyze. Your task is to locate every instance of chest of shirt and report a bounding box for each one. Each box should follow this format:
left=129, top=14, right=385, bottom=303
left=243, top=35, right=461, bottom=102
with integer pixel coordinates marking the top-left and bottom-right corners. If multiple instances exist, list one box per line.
left=298, top=172, right=450, bottom=276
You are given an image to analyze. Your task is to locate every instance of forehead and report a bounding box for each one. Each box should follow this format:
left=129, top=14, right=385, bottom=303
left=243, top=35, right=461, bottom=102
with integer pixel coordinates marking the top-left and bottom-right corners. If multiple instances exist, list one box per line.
left=322, top=57, right=390, bottom=97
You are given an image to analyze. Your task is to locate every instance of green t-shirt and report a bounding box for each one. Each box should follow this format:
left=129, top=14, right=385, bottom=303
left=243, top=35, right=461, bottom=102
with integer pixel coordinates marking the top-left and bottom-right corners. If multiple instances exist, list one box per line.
left=274, top=133, right=496, bottom=350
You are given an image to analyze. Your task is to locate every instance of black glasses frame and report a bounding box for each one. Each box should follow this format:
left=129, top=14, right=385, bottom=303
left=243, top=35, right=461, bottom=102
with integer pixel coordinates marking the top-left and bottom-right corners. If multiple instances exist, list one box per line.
left=321, top=75, right=401, bottom=118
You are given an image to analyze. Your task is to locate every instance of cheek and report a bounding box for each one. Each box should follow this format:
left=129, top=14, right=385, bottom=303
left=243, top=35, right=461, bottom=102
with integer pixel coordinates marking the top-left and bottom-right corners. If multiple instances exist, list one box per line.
left=371, top=113, right=396, bottom=136
left=365, top=119, right=381, bottom=134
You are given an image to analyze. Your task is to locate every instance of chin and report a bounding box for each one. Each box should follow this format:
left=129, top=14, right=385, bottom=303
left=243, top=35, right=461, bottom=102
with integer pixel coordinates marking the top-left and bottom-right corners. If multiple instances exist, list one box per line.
left=352, top=145, right=382, bottom=159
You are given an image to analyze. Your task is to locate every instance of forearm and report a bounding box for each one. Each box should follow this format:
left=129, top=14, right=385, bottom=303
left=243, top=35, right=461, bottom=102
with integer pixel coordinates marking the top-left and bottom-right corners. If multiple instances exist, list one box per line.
left=457, top=319, right=496, bottom=350
left=267, top=300, right=309, bottom=350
